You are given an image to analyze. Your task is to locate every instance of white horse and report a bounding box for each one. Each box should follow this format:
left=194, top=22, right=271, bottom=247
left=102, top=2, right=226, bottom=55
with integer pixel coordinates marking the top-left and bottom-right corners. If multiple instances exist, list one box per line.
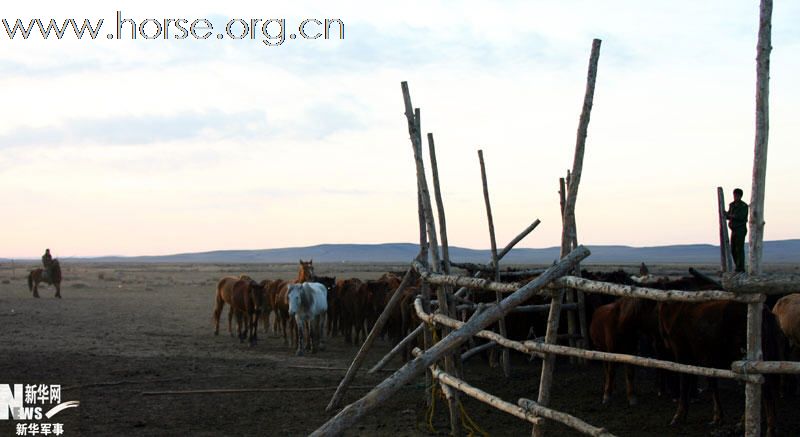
left=287, top=282, right=328, bottom=356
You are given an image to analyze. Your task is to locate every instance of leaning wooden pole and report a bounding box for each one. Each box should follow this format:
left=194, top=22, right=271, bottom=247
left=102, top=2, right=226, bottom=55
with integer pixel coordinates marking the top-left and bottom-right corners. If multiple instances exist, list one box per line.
left=478, top=149, right=511, bottom=378
left=717, top=187, right=734, bottom=272
left=402, top=83, right=460, bottom=435
left=744, top=1, right=772, bottom=436
left=309, top=246, right=590, bottom=437
left=535, top=38, right=601, bottom=437
left=326, top=267, right=418, bottom=411
left=415, top=114, right=434, bottom=407
left=429, top=132, right=466, bottom=381
left=369, top=323, right=424, bottom=373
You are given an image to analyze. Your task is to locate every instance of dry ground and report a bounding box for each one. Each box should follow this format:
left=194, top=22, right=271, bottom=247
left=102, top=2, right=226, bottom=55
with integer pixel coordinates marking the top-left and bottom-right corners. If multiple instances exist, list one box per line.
left=1, top=262, right=798, bottom=436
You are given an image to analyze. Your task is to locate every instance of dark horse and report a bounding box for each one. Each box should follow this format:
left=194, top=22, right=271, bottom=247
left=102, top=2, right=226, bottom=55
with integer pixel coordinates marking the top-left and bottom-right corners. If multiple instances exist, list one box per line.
left=28, top=259, right=62, bottom=298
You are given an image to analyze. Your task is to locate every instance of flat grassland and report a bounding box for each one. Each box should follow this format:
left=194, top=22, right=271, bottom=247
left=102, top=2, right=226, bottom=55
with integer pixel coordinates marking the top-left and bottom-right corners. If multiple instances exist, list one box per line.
left=1, top=262, right=798, bottom=436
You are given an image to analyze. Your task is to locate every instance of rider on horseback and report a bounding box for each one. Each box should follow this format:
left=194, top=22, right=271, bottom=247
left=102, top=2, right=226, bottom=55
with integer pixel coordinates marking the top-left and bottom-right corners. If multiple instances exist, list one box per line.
left=42, top=248, right=53, bottom=280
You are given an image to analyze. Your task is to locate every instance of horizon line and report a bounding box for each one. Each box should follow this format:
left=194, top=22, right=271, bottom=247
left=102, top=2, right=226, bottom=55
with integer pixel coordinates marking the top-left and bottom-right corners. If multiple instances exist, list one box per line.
left=2, top=238, right=798, bottom=260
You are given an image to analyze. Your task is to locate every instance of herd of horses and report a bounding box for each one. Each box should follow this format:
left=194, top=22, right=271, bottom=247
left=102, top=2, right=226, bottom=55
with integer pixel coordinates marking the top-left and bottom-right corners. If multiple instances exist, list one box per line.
left=212, top=261, right=800, bottom=435
left=212, top=260, right=411, bottom=356
left=585, top=270, right=800, bottom=436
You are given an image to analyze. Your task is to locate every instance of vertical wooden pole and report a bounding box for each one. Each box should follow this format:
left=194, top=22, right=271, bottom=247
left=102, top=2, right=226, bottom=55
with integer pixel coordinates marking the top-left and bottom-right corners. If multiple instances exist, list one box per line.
left=402, top=83, right=460, bottom=435
left=478, top=149, right=511, bottom=378
left=717, top=187, right=734, bottom=272
left=745, top=1, right=772, bottom=436
left=748, top=0, right=771, bottom=278
left=428, top=133, right=450, bottom=275
left=535, top=38, right=601, bottom=437
left=561, top=177, right=578, bottom=361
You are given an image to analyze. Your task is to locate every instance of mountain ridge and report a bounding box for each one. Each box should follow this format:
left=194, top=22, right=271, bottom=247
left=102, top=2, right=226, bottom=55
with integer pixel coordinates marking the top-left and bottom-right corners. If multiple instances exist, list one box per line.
left=3, top=240, right=798, bottom=264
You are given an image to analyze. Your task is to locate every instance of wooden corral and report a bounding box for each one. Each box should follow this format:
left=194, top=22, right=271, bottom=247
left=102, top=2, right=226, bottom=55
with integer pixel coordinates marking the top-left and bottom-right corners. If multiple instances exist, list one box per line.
left=314, top=2, right=795, bottom=435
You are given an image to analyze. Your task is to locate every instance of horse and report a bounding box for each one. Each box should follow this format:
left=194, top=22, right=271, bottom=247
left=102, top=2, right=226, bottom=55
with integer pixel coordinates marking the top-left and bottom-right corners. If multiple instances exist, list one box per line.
left=28, top=259, right=62, bottom=298
left=589, top=297, right=661, bottom=406
left=335, top=278, right=368, bottom=344
left=658, top=300, right=781, bottom=436
left=213, top=276, right=266, bottom=346
left=772, top=294, right=800, bottom=349
left=287, top=282, right=328, bottom=356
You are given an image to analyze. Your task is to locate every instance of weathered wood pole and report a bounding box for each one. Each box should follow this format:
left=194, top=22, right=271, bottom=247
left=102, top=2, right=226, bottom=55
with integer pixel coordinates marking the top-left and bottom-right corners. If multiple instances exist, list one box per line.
left=478, top=149, right=511, bottom=377
left=309, top=246, right=590, bottom=437
left=428, top=132, right=466, bottom=382
left=744, top=1, right=772, bottom=435
left=561, top=176, right=579, bottom=359
left=535, top=38, right=601, bottom=437
left=717, top=187, right=734, bottom=272
left=428, top=133, right=451, bottom=275
left=402, top=83, right=460, bottom=435
left=415, top=114, right=435, bottom=407
left=326, top=267, right=418, bottom=411
left=497, top=219, right=542, bottom=260
left=369, top=323, right=424, bottom=373
left=411, top=348, right=544, bottom=426
left=452, top=219, right=542, bottom=300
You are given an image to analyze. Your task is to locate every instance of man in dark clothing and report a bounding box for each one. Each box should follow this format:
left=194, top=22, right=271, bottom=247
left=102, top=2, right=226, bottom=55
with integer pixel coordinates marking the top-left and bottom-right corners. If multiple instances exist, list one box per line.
left=42, top=249, right=53, bottom=279
left=726, top=189, right=748, bottom=272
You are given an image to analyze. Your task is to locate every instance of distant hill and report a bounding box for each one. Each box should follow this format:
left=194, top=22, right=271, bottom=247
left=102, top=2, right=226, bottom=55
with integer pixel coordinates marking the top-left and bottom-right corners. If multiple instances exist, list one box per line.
left=4, top=239, right=796, bottom=264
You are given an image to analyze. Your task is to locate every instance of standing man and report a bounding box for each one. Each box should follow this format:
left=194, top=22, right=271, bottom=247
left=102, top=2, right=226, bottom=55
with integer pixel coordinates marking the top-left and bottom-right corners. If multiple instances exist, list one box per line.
left=726, top=188, right=749, bottom=272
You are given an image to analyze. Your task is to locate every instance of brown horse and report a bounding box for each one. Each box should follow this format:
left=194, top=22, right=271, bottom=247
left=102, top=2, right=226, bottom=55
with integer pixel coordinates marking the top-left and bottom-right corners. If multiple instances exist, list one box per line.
left=658, top=300, right=780, bottom=435
left=213, top=276, right=266, bottom=345
left=28, top=259, right=62, bottom=298
left=589, top=297, right=661, bottom=406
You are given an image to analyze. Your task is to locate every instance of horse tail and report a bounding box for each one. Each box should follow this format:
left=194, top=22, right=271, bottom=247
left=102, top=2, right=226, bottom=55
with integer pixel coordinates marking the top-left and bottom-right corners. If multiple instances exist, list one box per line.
left=27, top=272, right=33, bottom=292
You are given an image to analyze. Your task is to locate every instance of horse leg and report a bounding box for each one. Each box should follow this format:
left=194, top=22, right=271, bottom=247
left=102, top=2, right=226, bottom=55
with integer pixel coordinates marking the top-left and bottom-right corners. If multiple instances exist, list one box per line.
left=671, top=373, right=691, bottom=425
left=282, top=316, right=289, bottom=346
left=295, top=318, right=305, bottom=356
left=708, top=377, right=722, bottom=426
left=317, top=313, right=326, bottom=351
left=266, top=310, right=272, bottom=334
left=250, top=310, right=259, bottom=346
left=237, top=312, right=247, bottom=343
left=602, top=362, right=615, bottom=405
left=227, top=308, right=235, bottom=337
left=764, top=374, right=778, bottom=437
left=310, top=317, right=318, bottom=353
left=306, top=320, right=313, bottom=352
left=624, top=364, right=638, bottom=406
left=33, top=281, right=40, bottom=299
left=213, top=299, right=224, bottom=336
left=55, top=282, right=61, bottom=299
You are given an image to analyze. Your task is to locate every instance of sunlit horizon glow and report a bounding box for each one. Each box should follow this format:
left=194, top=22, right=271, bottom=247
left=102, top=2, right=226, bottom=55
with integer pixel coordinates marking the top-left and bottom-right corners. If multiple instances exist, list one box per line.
left=1, top=1, right=798, bottom=258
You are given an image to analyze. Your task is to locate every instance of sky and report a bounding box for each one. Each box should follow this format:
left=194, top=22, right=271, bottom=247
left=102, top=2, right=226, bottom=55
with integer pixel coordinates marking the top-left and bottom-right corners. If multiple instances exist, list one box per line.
left=1, top=1, right=798, bottom=258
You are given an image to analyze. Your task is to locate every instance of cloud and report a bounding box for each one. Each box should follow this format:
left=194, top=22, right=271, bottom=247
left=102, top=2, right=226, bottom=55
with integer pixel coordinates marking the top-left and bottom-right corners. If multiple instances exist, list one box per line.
left=0, top=110, right=267, bottom=148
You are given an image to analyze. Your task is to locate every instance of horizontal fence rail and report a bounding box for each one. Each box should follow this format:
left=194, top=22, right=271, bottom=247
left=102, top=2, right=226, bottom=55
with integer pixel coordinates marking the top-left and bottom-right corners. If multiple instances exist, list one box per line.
left=415, top=261, right=762, bottom=304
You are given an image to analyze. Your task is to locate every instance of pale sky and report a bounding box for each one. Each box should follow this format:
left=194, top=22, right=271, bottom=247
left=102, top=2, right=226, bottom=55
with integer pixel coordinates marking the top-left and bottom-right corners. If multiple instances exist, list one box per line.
left=1, top=1, right=798, bottom=258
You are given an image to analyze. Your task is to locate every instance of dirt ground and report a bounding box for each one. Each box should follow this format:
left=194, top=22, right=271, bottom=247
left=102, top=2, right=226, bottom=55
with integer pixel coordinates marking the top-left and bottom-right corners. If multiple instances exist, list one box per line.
left=1, top=262, right=798, bottom=436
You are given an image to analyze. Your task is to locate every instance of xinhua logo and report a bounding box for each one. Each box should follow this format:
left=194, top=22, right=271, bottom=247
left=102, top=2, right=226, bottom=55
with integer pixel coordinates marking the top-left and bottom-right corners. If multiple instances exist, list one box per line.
left=0, top=384, right=79, bottom=436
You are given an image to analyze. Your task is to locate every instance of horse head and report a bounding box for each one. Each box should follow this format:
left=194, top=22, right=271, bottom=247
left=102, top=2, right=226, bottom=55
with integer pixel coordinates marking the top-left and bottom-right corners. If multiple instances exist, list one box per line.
left=248, top=280, right=266, bottom=314
left=287, top=284, right=302, bottom=316
left=298, top=259, right=314, bottom=282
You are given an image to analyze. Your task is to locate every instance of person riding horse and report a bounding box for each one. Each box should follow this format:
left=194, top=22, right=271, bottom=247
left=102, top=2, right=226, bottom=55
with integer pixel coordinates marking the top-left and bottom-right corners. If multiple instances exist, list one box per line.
left=42, top=249, right=53, bottom=280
